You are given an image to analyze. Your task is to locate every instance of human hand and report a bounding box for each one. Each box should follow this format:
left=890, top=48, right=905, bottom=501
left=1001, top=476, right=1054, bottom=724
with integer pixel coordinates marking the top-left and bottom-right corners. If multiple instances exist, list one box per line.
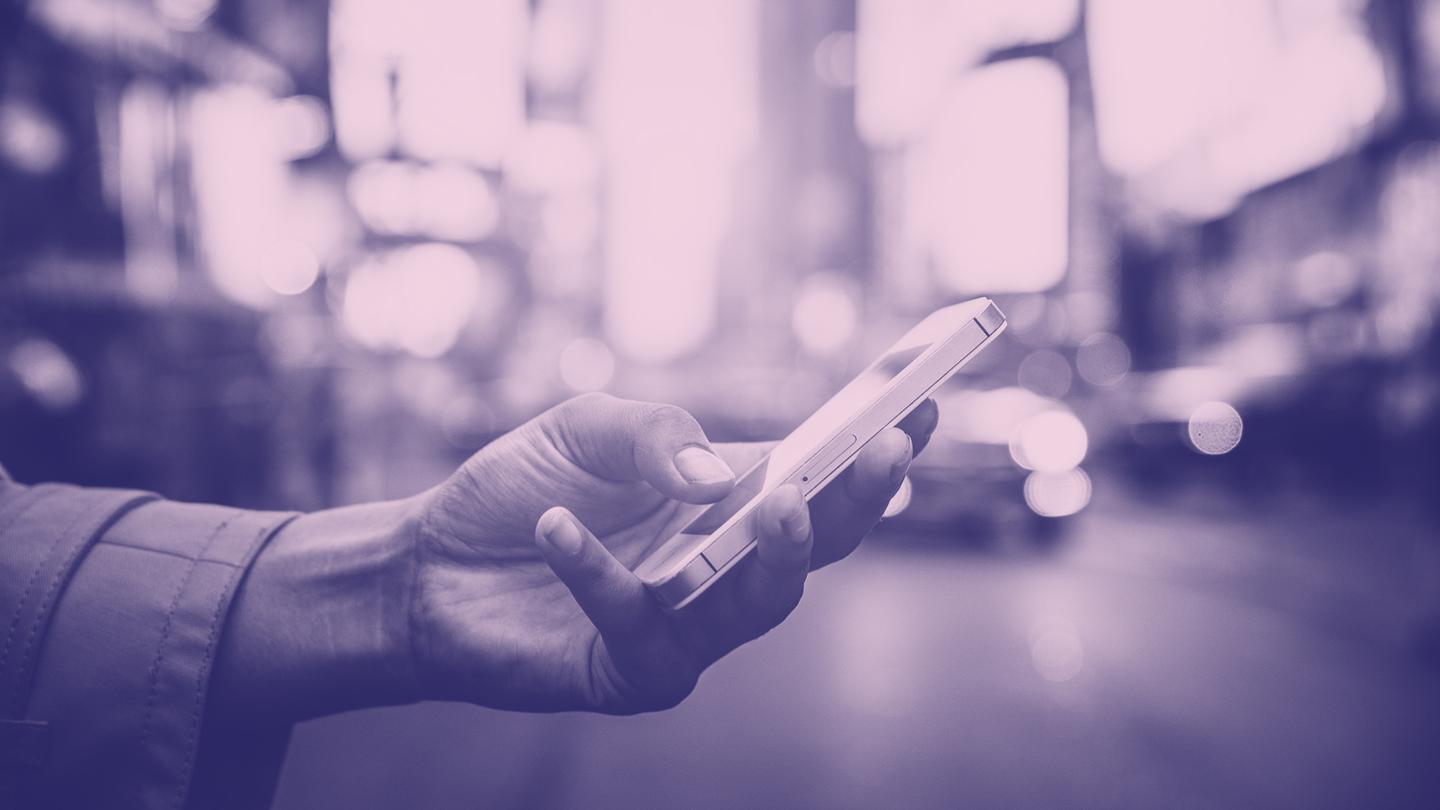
left=213, top=393, right=937, bottom=721
left=412, top=393, right=938, bottom=713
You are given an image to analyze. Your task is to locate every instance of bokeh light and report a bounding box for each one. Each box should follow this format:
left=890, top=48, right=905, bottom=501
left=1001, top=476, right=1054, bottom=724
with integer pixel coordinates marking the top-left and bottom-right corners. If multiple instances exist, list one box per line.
left=1076, top=333, right=1132, bottom=387
left=813, top=30, right=857, bottom=88
left=938, top=386, right=1059, bottom=445
left=155, top=0, right=218, bottom=29
left=340, top=243, right=483, bottom=358
left=8, top=339, right=84, bottom=412
left=273, top=96, right=332, bottom=161
left=1291, top=250, right=1360, bottom=309
left=1088, top=0, right=1386, bottom=218
left=1017, top=349, right=1073, bottom=399
left=504, top=121, right=601, bottom=195
left=346, top=160, right=500, bottom=242
left=792, top=273, right=860, bottom=354
left=0, top=101, right=67, bottom=175
left=919, top=58, right=1069, bottom=294
left=258, top=241, right=321, bottom=296
left=1010, top=410, right=1088, bottom=472
left=1023, top=468, right=1092, bottom=519
left=558, top=337, right=616, bottom=393
left=596, top=0, right=757, bottom=363
left=1187, top=401, right=1244, bottom=455
left=1028, top=619, right=1085, bottom=682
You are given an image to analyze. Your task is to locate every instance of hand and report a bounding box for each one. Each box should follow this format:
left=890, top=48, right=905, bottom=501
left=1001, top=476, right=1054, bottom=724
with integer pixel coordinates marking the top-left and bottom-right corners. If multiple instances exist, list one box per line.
left=413, top=393, right=938, bottom=713
left=212, top=393, right=938, bottom=721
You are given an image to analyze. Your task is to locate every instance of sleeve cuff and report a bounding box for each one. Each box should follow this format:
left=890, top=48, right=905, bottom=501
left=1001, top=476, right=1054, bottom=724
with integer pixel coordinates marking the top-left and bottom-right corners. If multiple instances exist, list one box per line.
left=8, top=491, right=296, bottom=809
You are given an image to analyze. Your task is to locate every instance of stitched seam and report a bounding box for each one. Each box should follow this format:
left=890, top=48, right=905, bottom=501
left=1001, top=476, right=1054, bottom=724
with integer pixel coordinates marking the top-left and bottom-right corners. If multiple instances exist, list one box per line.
left=97, top=538, right=244, bottom=566
left=171, top=521, right=276, bottom=810
left=133, top=511, right=238, bottom=810
left=0, top=488, right=63, bottom=693
left=0, top=489, right=92, bottom=692
left=8, top=496, right=160, bottom=716
left=0, top=487, right=70, bottom=672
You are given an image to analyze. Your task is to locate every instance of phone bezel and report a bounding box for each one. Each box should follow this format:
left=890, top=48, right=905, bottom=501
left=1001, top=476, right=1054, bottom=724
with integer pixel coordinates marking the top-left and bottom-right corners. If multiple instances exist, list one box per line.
left=636, top=298, right=1007, bottom=609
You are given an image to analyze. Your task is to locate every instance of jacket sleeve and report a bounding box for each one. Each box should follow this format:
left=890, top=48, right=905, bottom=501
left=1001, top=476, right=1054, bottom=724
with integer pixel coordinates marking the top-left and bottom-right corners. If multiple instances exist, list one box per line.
left=0, top=473, right=297, bottom=809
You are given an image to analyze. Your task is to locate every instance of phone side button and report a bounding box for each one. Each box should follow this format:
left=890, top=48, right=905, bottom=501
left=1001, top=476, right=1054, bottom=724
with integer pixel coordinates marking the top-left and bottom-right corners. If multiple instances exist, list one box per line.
left=701, top=517, right=756, bottom=571
left=653, top=555, right=715, bottom=608
left=798, top=432, right=857, bottom=488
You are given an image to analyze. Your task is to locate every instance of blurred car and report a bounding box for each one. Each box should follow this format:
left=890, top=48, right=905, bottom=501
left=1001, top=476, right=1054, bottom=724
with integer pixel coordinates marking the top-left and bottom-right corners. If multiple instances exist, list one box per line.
left=882, top=384, right=1090, bottom=548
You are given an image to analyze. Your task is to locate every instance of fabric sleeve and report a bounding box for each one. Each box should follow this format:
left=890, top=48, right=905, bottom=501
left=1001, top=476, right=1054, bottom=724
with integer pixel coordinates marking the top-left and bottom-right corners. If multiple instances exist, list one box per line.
left=0, top=482, right=297, bottom=809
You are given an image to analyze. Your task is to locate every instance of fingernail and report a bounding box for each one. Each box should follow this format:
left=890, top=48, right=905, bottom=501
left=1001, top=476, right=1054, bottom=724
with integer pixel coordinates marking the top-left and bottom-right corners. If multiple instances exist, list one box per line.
left=779, top=486, right=808, bottom=541
left=889, top=439, right=912, bottom=487
left=674, top=446, right=734, bottom=485
left=541, top=509, right=584, bottom=555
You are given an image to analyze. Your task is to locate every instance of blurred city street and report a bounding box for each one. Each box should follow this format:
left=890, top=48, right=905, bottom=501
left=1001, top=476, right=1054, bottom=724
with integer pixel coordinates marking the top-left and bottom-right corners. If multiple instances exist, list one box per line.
left=274, top=477, right=1440, bottom=810
left=6, top=0, right=1440, bottom=806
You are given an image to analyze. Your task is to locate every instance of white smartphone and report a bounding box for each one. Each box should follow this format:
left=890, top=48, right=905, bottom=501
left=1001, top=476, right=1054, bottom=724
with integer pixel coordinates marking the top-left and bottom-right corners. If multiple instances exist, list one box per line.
left=634, top=297, right=1007, bottom=609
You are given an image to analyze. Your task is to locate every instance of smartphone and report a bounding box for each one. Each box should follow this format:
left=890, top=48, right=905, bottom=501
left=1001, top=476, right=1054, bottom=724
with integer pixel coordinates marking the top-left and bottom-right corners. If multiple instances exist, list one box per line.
left=634, top=297, right=1007, bottom=609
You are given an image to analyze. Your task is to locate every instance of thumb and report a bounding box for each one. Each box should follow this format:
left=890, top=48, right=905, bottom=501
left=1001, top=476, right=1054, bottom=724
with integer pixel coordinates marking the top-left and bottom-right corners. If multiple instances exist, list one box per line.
left=551, top=394, right=736, bottom=504
left=534, top=506, right=668, bottom=645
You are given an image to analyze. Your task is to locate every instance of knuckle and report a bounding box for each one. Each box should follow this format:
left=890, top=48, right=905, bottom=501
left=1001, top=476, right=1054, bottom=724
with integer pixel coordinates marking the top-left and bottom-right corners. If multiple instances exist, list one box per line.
left=560, top=391, right=617, bottom=417
left=638, top=402, right=697, bottom=433
left=572, top=557, right=616, bottom=593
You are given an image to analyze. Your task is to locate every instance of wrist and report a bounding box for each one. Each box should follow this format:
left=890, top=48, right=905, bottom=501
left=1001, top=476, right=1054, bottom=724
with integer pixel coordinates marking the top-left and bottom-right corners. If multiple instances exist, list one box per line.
left=211, top=495, right=425, bottom=722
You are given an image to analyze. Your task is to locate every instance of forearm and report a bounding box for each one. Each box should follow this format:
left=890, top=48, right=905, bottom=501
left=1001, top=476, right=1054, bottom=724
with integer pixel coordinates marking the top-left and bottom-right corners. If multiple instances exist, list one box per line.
left=209, top=496, right=425, bottom=723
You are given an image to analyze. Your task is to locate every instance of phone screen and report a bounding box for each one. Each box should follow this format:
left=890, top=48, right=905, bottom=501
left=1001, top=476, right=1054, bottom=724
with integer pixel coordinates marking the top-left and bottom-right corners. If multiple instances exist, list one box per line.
left=669, top=339, right=935, bottom=545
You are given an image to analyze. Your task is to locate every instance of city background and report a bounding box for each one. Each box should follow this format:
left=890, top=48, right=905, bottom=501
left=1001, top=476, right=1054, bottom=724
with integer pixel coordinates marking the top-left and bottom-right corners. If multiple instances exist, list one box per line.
left=2, top=0, right=1438, bottom=807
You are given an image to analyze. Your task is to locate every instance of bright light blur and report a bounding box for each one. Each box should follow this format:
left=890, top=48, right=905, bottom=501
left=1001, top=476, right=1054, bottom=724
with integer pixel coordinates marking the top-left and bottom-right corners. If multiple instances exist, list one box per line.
left=258, top=242, right=320, bottom=297
left=1017, top=349, right=1073, bottom=399
left=272, top=96, right=332, bottom=161
left=1011, top=410, right=1089, bottom=473
left=1075, top=333, right=1131, bottom=387
left=8, top=339, right=84, bottom=411
left=1187, top=401, right=1244, bottom=456
left=915, top=58, right=1069, bottom=294
left=558, top=337, right=617, bottom=393
left=856, top=0, right=1078, bottom=145
left=190, top=85, right=307, bottom=308
left=347, top=160, right=499, bottom=242
left=1028, top=617, right=1085, bottom=681
left=1144, top=366, right=1248, bottom=422
left=340, top=244, right=483, bottom=358
left=330, top=0, right=527, bottom=166
left=155, top=0, right=217, bottom=29
left=813, top=30, right=857, bottom=88
left=938, top=386, right=1060, bottom=446
left=528, top=0, right=594, bottom=93
left=1292, top=250, right=1360, bottom=309
left=1023, top=468, right=1092, bottom=519
left=503, top=122, right=600, bottom=195
left=792, top=273, right=860, bottom=354
left=596, top=0, right=757, bottom=364
left=1088, top=0, right=1386, bottom=218
left=10, top=3, right=1440, bottom=806
left=0, top=101, right=67, bottom=175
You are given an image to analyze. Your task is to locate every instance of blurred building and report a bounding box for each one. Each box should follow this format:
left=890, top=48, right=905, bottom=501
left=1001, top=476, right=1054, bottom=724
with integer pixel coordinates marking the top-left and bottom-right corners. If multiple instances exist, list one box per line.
left=1, top=0, right=1438, bottom=520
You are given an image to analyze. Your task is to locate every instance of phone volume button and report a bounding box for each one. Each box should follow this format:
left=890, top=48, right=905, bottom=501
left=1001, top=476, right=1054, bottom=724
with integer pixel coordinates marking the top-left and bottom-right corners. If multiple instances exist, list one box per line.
left=656, top=555, right=715, bottom=608
left=798, top=432, right=857, bottom=487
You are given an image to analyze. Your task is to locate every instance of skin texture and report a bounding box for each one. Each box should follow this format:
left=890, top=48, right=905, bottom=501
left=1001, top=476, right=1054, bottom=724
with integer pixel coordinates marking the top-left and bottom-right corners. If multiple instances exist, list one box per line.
left=213, top=393, right=939, bottom=721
